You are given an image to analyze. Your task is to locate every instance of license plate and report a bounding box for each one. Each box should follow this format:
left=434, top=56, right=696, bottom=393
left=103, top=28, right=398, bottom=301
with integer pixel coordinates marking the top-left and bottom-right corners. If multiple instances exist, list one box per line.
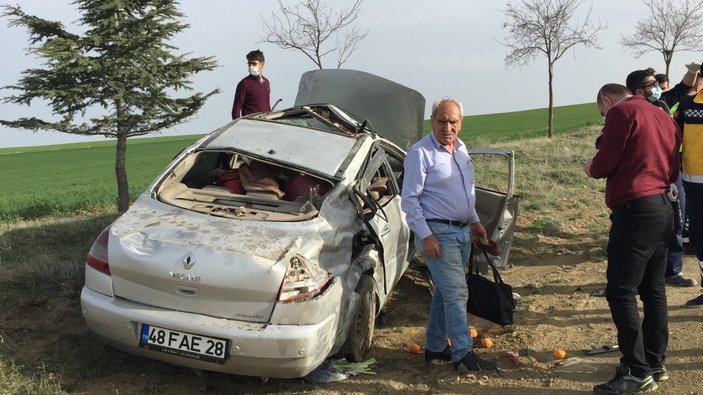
left=139, top=324, right=228, bottom=364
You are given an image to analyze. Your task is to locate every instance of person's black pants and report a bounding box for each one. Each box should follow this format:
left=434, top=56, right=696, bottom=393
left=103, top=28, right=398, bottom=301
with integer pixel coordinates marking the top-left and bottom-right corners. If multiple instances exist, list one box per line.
left=606, top=193, right=672, bottom=378
left=683, top=181, right=703, bottom=264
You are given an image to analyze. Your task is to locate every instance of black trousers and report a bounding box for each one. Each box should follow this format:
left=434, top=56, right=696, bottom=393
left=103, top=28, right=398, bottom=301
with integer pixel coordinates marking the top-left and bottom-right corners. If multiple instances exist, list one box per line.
left=606, top=193, right=672, bottom=378
left=683, top=181, right=703, bottom=264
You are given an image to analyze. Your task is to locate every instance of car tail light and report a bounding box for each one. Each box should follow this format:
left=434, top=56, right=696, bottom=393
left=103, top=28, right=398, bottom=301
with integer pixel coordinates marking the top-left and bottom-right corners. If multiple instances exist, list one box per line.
left=86, top=226, right=111, bottom=275
left=277, top=255, right=331, bottom=303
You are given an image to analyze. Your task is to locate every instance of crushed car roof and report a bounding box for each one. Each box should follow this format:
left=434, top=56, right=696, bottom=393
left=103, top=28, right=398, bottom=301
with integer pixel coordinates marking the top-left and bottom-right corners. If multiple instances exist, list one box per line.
left=204, top=118, right=357, bottom=178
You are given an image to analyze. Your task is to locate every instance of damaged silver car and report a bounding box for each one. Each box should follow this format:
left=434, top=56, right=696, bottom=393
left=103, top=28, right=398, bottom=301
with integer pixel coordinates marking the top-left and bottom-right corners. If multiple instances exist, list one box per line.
left=80, top=70, right=426, bottom=378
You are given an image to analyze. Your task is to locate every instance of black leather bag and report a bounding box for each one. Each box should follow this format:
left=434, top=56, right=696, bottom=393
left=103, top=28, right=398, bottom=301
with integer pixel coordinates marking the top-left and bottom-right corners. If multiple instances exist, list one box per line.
left=466, top=246, right=515, bottom=326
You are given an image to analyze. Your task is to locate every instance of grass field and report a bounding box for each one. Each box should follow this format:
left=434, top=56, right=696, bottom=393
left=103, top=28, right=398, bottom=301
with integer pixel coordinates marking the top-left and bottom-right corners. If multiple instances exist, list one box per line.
left=0, top=135, right=203, bottom=221
left=0, top=102, right=600, bottom=222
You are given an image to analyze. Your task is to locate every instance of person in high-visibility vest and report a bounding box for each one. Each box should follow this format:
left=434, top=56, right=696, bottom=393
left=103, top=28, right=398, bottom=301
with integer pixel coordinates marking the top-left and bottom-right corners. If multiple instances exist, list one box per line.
left=626, top=63, right=701, bottom=288
left=674, top=66, right=703, bottom=308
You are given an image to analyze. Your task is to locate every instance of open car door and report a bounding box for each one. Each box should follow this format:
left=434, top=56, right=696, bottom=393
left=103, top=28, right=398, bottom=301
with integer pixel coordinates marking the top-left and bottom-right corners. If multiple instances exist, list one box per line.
left=469, top=149, right=519, bottom=269
left=349, top=145, right=411, bottom=303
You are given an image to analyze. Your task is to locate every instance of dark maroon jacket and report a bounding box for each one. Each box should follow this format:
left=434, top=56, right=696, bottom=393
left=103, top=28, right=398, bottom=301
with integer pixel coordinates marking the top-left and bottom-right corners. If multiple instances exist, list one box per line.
left=590, top=95, right=680, bottom=208
left=231, top=75, right=270, bottom=119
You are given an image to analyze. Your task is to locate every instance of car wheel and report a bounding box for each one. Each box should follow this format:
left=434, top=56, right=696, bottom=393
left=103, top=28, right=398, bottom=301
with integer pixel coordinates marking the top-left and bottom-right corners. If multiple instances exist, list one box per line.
left=343, top=274, right=376, bottom=362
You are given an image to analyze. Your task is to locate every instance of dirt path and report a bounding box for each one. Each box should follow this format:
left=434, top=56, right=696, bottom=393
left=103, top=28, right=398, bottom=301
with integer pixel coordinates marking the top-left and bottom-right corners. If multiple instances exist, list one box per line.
left=8, top=256, right=698, bottom=394
left=3, top=208, right=702, bottom=394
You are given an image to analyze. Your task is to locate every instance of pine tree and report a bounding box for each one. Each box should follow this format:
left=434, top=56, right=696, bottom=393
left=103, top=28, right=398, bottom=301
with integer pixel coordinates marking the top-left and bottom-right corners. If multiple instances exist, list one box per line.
left=2, top=0, right=219, bottom=212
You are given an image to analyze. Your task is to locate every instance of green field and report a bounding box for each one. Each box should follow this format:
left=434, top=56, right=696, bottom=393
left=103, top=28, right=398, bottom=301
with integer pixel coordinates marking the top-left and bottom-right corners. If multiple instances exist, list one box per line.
left=0, top=135, right=203, bottom=221
left=0, top=102, right=600, bottom=222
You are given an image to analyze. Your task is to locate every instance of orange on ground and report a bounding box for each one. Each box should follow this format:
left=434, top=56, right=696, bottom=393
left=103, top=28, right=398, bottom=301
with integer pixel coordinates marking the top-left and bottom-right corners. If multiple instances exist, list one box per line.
left=480, top=337, right=493, bottom=348
left=408, top=343, right=421, bottom=354
left=470, top=327, right=478, bottom=339
left=553, top=348, right=567, bottom=360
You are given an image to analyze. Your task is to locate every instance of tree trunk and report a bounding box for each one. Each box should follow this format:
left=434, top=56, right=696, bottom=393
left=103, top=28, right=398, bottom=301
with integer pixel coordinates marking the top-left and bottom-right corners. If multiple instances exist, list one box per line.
left=664, top=59, right=671, bottom=79
left=115, top=131, right=130, bottom=213
left=664, top=50, right=673, bottom=78
left=547, top=61, right=554, bottom=139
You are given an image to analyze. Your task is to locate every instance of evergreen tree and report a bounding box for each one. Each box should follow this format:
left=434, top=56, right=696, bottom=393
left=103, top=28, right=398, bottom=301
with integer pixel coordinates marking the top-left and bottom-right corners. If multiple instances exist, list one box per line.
left=2, top=0, right=219, bottom=212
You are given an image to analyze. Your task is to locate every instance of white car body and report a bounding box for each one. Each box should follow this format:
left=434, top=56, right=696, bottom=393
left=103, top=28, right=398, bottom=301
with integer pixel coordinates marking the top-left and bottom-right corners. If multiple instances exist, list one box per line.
left=81, top=70, right=424, bottom=378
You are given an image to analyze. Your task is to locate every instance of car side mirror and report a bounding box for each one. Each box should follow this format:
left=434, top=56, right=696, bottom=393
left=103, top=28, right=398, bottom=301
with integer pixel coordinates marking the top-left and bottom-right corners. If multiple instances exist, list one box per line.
left=350, top=186, right=378, bottom=221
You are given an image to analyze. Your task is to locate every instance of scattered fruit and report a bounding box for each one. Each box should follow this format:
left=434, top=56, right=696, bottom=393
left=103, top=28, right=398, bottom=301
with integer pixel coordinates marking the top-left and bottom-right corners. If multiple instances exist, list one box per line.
left=408, top=343, right=421, bottom=354
left=553, top=348, right=567, bottom=360
left=470, top=327, right=478, bottom=339
left=480, top=337, right=493, bottom=348
left=507, top=350, right=520, bottom=366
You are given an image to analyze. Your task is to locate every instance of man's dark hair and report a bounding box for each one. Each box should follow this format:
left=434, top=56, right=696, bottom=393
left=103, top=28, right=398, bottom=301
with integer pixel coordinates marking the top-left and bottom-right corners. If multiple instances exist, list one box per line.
left=597, top=84, right=632, bottom=105
left=655, top=73, right=669, bottom=85
left=246, top=49, right=265, bottom=63
left=625, top=67, right=655, bottom=93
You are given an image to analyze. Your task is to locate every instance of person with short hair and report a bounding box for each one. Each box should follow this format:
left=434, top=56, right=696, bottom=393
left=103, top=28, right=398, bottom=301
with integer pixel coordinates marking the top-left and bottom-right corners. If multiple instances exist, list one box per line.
left=584, top=83, right=680, bottom=394
left=674, top=68, right=703, bottom=308
left=655, top=73, right=669, bottom=91
left=626, top=64, right=701, bottom=288
left=231, top=49, right=271, bottom=119
left=401, top=98, right=496, bottom=373
left=625, top=62, right=699, bottom=113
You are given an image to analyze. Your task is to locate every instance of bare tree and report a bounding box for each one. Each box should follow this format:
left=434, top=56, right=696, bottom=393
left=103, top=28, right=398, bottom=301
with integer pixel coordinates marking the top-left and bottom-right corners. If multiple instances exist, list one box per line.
left=620, top=0, right=703, bottom=77
left=502, top=0, right=605, bottom=138
left=261, top=0, right=368, bottom=69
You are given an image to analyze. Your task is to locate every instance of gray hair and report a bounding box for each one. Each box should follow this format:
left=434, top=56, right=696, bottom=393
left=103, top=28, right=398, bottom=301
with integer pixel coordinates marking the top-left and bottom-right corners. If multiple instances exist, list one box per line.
left=431, top=97, right=464, bottom=118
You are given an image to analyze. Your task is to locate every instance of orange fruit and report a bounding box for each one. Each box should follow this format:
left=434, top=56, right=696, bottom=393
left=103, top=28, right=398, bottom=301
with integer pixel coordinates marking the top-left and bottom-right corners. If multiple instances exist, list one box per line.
left=480, top=337, right=493, bottom=348
left=408, top=343, right=421, bottom=354
left=553, top=348, right=567, bottom=360
left=470, top=327, right=478, bottom=339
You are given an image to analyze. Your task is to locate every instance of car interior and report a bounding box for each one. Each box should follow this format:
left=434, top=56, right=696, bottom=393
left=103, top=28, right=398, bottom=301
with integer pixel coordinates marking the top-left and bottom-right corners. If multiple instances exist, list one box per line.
left=155, top=150, right=336, bottom=221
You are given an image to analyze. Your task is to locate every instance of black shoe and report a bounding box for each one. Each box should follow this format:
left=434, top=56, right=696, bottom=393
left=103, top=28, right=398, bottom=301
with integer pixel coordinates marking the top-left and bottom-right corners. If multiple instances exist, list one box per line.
left=452, top=351, right=497, bottom=372
left=593, top=363, right=657, bottom=394
left=685, top=293, right=703, bottom=308
left=651, top=365, right=669, bottom=382
left=424, top=345, right=452, bottom=362
left=665, top=273, right=697, bottom=287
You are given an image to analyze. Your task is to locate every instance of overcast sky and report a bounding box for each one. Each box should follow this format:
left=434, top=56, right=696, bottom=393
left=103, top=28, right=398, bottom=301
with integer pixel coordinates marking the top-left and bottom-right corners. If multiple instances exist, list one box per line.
left=0, top=0, right=696, bottom=148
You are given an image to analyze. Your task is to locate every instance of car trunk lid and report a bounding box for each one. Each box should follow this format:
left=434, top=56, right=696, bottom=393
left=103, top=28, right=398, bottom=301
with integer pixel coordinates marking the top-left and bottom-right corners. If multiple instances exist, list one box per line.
left=294, top=69, right=425, bottom=149
left=107, top=197, right=319, bottom=323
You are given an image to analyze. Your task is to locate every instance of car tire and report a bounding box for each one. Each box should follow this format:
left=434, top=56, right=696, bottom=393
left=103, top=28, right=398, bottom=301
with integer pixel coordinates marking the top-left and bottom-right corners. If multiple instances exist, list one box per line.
left=343, top=274, right=376, bottom=362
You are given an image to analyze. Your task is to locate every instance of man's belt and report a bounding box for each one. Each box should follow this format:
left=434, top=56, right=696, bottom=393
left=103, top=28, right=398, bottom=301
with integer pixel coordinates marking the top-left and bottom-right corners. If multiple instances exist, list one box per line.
left=426, top=218, right=470, bottom=228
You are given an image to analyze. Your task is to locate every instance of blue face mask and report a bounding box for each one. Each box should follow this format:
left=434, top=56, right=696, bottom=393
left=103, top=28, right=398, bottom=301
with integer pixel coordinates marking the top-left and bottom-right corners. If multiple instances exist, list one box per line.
left=648, top=84, right=662, bottom=102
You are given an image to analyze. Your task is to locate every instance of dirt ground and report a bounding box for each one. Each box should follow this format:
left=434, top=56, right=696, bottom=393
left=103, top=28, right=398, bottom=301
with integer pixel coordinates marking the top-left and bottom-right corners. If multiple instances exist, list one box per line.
left=4, top=208, right=703, bottom=395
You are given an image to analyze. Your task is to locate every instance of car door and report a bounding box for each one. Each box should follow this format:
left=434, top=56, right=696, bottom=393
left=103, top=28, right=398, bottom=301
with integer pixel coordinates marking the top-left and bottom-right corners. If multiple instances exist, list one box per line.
left=468, top=149, right=519, bottom=269
left=351, top=145, right=410, bottom=300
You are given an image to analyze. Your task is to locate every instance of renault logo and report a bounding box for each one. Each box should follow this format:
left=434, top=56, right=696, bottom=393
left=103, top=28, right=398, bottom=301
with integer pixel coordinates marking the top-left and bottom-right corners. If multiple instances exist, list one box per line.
left=181, top=253, right=196, bottom=270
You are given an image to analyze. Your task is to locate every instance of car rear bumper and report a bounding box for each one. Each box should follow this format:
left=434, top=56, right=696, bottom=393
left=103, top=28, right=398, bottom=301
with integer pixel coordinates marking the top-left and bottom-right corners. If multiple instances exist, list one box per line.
left=80, top=280, right=343, bottom=378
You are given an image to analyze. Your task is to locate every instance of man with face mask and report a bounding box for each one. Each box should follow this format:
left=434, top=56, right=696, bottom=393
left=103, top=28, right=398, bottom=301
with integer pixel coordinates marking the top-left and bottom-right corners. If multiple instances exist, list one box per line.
left=231, top=49, right=271, bottom=119
left=625, top=63, right=700, bottom=113
left=625, top=63, right=701, bottom=289
left=584, top=83, right=680, bottom=394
